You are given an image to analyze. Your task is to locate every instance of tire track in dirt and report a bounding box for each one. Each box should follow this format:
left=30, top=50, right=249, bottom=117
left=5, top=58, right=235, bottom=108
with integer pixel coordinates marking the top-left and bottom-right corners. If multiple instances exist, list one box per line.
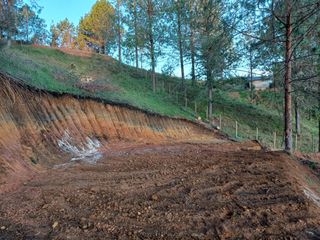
left=0, top=143, right=320, bottom=239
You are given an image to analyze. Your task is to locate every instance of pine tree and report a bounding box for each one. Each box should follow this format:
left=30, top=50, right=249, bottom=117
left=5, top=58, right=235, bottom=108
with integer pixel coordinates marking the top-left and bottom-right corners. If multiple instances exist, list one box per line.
left=195, top=0, right=233, bottom=119
left=17, top=3, right=47, bottom=44
left=116, top=0, right=122, bottom=63
left=138, top=0, right=167, bottom=92
left=78, top=0, right=116, bottom=54
left=0, top=0, right=17, bottom=47
left=237, top=0, right=320, bottom=152
left=122, top=0, right=144, bottom=68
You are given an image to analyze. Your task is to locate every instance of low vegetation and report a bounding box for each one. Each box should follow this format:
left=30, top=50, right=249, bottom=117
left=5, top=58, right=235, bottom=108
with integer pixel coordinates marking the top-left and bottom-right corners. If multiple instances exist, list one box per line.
left=0, top=45, right=190, bottom=118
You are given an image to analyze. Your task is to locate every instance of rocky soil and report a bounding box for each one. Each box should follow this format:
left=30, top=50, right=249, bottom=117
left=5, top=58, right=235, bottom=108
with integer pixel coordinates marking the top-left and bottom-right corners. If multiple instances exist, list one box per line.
left=1, top=141, right=320, bottom=240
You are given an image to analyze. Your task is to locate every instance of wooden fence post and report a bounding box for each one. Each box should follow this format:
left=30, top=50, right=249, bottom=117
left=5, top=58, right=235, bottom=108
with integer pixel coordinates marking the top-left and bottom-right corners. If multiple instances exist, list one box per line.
left=194, top=102, right=197, bottom=115
left=312, top=135, right=315, bottom=152
left=236, top=121, right=238, bottom=138
left=185, top=98, right=188, bottom=109
left=256, top=128, right=259, bottom=140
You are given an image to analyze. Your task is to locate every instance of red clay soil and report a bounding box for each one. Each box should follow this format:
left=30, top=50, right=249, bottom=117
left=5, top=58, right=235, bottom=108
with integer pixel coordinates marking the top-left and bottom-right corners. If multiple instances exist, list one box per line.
left=1, top=141, right=320, bottom=240
left=1, top=72, right=320, bottom=239
left=0, top=72, right=222, bottom=193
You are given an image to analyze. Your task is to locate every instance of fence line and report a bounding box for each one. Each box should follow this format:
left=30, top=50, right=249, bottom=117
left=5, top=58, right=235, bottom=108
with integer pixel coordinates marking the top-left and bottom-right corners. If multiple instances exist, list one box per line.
left=210, top=114, right=316, bottom=153
left=153, top=84, right=317, bottom=153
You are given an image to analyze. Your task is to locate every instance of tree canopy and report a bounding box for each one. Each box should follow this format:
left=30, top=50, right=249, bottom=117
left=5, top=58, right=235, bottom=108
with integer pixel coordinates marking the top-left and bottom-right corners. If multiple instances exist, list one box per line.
left=77, top=0, right=116, bottom=53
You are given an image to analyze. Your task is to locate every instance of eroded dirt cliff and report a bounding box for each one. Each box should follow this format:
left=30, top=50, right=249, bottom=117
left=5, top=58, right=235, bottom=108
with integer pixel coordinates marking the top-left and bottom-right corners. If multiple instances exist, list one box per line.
left=0, top=72, right=222, bottom=192
left=1, top=72, right=320, bottom=239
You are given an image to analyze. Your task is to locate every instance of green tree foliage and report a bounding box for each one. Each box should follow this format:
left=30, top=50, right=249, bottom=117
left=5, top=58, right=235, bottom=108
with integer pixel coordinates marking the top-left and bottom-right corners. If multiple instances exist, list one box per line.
left=0, top=0, right=47, bottom=46
left=50, top=24, right=59, bottom=48
left=17, top=3, right=48, bottom=44
left=50, top=19, right=76, bottom=48
left=78, top=0, right=116, bottom=53
left=138, top=0, right=169, bottom=92
left=0, top=0, right=17, bottom=45
left=165, top=0, right=187, bottom=91
left=194, top=0, right=234, bottom=119
left=115, top=0, right=123, bottom=63
left=122, top=0, right=145, bottom=67
left=236, top=0, right=320, bottom=151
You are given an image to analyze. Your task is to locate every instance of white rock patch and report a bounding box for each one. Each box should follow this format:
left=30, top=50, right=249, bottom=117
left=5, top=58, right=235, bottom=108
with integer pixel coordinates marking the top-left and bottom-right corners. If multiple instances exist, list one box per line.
left=57, top=131, right=102, bottom=164
left=304, top=187, right=320, bottom=208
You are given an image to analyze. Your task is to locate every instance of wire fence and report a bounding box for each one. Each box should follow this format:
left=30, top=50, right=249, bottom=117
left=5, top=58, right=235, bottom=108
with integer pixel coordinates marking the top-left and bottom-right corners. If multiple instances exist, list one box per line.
left=214, top=116, right=317, bottom=153
left=147, top=77, right=318, bottom=153
left=161, top=86, right=316, bottom=153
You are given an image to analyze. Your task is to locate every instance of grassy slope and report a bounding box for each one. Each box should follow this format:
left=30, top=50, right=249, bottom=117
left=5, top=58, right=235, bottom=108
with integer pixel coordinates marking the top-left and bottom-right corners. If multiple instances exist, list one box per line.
left=0, top=45, right=317, bottom=152
left=209, top=84, right=317, bottom=152
left=0, top=45, right=190, bottom=118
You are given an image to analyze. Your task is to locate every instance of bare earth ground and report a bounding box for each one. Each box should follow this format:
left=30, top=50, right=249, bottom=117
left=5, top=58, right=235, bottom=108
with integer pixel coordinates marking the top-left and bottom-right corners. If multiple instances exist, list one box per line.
left=1, top=141, right=320, bottom=240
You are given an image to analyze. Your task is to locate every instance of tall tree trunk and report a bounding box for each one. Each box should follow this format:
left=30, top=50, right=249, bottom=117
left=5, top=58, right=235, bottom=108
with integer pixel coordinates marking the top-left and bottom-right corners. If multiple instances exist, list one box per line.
left=117, top=0, right=122, bottom=63
left=176, top=0, right=185, bottom=83
left=190, top=32, right=196, bottom=85
left=147, top=0, right=156, bottom=92
left=318, top=118, right=320, bottom=152
left=318, top=79, right=320, bottom=152
left=189, top=4, right=196, bottom=85
left=208, top=87, right=213, bottom=119
left=6, top=0, right=13, bottom=48
left=176, top=0, right=186, bottom=102
left=207, top=65, right=213, bottom=119
left=140, top=48, right=143, bottom=69
left=26, top=8, right=29, bottom=43
left=101, top=44, right=105, bottom=54
left=249, top=45, right=254, bottom=101
left=284, top=0, right=293, bottom=152
left=294, top=100, right=300, bottom=136
left=150, top=36, right=156, bottom=92
left=134, top=0, right=139, bottom=68
left=7, top=36, right=11, bottom=47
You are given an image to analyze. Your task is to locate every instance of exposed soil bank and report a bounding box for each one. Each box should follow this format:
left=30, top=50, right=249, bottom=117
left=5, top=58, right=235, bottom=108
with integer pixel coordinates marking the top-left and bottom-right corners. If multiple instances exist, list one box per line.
left=1, top=72, right=320, bottom=239
left=0, top=72, right=222, bottom=192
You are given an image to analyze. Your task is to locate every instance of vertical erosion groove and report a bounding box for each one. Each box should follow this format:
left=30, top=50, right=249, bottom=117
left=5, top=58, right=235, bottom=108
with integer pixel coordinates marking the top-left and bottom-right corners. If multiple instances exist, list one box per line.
left=0, top=73, right=220, bottom=182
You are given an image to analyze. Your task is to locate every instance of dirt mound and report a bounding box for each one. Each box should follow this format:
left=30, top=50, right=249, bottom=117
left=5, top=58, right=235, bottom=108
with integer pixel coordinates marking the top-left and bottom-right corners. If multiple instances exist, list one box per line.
left=0, top=72, right=223, bottom=192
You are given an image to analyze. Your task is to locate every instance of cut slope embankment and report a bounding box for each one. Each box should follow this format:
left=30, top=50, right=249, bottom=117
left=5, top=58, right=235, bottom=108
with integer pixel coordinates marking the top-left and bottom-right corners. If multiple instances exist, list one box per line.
left=1, top=72, right=320, bottom=239
left=0, top=72, right=223, bottom=191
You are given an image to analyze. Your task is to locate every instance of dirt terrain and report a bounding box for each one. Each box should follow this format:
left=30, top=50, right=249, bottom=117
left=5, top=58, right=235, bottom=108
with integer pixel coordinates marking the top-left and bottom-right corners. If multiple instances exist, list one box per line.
left=1, top=141, right=320, bottom=240
left=1, top=72, right=320, bottom=239
left=0, top=72, right=221, bottom=193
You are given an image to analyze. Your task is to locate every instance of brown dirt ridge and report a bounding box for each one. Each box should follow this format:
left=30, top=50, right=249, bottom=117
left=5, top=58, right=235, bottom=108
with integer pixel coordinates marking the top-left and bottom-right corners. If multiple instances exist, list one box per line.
left=0, top=71, right=222, bottom=192
left=0, top=72, right=320, bottom=239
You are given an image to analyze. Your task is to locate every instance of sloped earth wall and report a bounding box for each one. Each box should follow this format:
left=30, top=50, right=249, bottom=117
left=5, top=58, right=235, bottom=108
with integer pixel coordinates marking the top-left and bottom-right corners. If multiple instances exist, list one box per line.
left=0, top=72, right=222, bottom=191
left=1, top=73, right=320, bottom=239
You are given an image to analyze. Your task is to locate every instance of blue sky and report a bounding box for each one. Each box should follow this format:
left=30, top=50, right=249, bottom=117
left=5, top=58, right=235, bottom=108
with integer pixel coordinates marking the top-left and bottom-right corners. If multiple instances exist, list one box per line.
left=35, top=0, right=96, bottom=27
